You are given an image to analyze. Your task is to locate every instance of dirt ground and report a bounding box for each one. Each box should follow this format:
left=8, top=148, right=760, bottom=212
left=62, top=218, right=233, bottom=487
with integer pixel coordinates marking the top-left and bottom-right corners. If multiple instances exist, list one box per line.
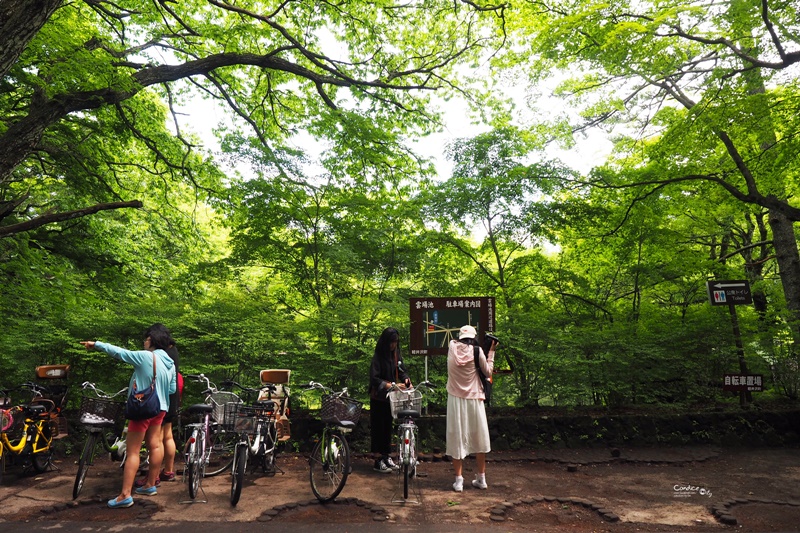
left=2, top=446, right=800, bottom=531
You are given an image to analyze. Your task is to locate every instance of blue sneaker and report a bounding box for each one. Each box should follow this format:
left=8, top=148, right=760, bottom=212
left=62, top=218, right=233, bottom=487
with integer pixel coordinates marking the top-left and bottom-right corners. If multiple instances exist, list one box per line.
left=134, top=485, right=157, bottom=496
left=107, top=496, right=134, bottom=508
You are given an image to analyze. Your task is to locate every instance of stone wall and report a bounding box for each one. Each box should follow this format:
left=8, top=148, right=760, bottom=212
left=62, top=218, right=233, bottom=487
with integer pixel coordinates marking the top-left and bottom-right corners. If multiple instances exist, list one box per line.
left=290, top=408, right=800, bottom=453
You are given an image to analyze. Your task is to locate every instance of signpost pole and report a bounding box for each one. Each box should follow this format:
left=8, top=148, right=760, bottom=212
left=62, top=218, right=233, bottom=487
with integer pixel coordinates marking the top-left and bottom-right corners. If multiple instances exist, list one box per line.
left=424, top=355, right=429, bottom=415
left=727, top=302, right=752, bottom=407
left=706, top=280, right=754, bottom=407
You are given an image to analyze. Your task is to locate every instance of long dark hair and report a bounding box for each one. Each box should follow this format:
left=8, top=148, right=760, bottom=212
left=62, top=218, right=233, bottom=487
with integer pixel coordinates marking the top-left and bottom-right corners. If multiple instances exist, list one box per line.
left=375, top=327, right=400, bottom=356
left=144, top=323, right=174, bottom=351
left=458, top=337, right=479, bottom=347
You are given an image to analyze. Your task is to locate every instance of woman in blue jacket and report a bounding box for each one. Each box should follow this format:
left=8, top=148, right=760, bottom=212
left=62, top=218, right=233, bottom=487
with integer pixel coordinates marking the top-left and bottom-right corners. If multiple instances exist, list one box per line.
left=81, top=325, right=176, bottom=508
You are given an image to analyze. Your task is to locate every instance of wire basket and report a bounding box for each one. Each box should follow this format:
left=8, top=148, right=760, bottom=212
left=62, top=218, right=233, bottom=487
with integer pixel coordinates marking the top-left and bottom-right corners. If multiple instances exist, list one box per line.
left=320, top=394, right=362, bottom=425
left=388, top=389, right=423, bottom=419
left=233, top=405, right=274, bottom=435
left=209, top=391, right=241, bottom=429
left=79, top=395, right=124, bottom=427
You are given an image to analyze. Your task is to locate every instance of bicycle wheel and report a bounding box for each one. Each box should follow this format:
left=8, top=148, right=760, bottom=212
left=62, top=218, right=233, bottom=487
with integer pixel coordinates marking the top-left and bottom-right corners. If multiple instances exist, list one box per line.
left=206, top=428, right=237, bottom=476
left=186, top=430, right=201, bottom=499
left=73, top=432, right=98, bottom=499
left=309, top=431, right=350, bottom=502
left=261, top=420, right=277, bottom=474
left=403, top=462, right=410, bottom=499
left=0, top=444, right=5, bottom=486
left=230, top=442, right=247, bottom=506
left=400, top=426, right=413, bottom=499
left=32, top=450, right=51, bottom=473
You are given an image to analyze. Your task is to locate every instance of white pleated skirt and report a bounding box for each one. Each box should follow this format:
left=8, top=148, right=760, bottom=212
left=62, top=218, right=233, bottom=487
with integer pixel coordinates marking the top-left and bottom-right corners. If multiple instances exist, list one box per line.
left=446, top=394, right=491, bottom=460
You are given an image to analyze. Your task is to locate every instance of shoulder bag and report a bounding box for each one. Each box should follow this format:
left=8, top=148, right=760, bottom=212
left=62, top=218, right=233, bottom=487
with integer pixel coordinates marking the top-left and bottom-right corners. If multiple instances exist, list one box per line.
left=125, top=351, right=161, bottom=420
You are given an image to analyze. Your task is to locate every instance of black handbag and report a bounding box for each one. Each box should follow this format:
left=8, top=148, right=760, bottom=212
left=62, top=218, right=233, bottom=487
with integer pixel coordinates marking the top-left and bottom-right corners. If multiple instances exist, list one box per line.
left=125, top=352, right=161, bottom=420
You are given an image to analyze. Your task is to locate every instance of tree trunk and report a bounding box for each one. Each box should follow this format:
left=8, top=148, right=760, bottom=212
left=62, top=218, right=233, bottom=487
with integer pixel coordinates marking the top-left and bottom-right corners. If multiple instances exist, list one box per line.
left=0, top=0, right=61, bottom=79
left=768, top=209, right=800, bottom=341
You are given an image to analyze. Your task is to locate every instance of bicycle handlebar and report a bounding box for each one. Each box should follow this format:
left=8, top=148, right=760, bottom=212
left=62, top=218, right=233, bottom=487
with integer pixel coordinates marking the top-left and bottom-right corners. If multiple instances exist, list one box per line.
left=20, top=381, right=50, bottom=397
left=185, top=374, right=220, bottom=395
left=299, top=381, right=351, bottom=398
left=80, top=381, right=128, bottom=399
left=223, top=380, right=261, bottom=393
left=388, top=380, right=433, bottom=392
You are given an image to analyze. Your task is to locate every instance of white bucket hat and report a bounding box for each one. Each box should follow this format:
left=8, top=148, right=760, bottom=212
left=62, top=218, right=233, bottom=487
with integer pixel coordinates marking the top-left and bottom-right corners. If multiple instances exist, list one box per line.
left=459, top=325, right=477, bottom=339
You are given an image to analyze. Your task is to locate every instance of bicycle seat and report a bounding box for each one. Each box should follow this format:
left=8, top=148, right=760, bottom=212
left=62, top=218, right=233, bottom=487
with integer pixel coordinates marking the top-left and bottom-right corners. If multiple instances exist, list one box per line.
left=187, top=403, right=214, bottom=414
left=338, top=420, right=356, bottom=429
left=26, top=403, right=50, bottom=418
left=397, top=409, right=420, bottom=419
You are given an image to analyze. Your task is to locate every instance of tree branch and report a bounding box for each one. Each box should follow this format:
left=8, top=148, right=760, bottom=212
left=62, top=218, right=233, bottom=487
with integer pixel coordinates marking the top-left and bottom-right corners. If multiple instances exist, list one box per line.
left=0, top=200, right=143, bottom=237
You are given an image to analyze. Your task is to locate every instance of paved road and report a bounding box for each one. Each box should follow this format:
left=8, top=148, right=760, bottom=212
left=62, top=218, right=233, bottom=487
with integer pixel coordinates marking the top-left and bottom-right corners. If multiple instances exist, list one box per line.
left=4, top=447, right=800, bottom=531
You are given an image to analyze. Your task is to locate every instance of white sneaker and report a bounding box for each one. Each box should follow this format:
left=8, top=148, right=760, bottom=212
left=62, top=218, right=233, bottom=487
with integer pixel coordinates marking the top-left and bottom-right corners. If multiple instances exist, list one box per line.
left=385, top=457, right=400, bottom=470
left=453, top=476, right=464, bottom=492
left=472, top=477, right=488, bottom=489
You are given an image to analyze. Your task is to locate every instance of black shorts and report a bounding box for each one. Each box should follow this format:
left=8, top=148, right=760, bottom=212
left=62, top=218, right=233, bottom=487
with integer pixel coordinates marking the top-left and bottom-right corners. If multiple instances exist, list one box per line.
left=163, top=391, right=180, bottom=424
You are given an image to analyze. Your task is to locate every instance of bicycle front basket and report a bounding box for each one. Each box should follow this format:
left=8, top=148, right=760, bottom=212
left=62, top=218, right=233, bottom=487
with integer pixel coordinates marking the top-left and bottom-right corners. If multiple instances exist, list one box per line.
left=388, top=389, right=422, bottom=419
left=233, top=405, right=272, bottom=435
left=320, top=395, right=362, bottom=425
left=79, top=395, right=123, bottom=427
left=209, top=391, right=241, bottom=430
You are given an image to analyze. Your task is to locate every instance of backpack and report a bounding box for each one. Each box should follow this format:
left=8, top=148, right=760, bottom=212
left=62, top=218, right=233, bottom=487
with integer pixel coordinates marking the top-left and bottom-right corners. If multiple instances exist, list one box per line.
left=473, top=345, right=492, bottom=405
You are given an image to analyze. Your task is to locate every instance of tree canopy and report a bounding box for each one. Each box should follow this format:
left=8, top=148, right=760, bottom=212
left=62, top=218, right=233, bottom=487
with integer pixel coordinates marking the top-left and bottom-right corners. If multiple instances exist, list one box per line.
left=2, top=0, right=799, bottom=412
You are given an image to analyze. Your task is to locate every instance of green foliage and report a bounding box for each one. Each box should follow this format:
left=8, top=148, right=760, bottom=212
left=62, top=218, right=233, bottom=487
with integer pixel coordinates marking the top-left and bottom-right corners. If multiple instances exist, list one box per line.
left=2, top=0, right=800, bottom=417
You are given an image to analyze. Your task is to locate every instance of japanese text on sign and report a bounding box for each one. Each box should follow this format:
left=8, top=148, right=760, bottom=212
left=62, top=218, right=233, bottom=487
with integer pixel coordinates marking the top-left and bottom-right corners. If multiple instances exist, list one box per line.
left=706, top=280, right=752, bottom=306
left=722, top=374, right=763, bottom=392
left=409, top=297, right=495, bottom=356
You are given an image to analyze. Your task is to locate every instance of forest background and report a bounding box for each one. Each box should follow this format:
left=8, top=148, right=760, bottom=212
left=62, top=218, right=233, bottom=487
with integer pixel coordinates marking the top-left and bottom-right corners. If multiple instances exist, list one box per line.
left=2, top=0, right=800, bottom=414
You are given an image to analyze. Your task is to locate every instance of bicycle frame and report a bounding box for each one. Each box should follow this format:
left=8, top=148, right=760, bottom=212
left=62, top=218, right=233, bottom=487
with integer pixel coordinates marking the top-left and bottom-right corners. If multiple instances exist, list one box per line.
left=388, top=381, right=432, bottom=503
left=397, top=421, right=416, bottom=468
left=230, top=401, right=279, bottom=506
left=0, top=411, right=52, bottom=455
left=185, top=413, right=210, bottom=468
left=73, top=382, right=128, bottom=499
left=301, top=381, right=360, bottom=503
left=183, top=406, right=213, bottom=501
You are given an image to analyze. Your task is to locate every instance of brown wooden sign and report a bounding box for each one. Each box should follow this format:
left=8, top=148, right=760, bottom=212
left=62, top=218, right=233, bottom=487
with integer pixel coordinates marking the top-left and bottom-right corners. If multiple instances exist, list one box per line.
left=409, top=297, right=496, bottom=356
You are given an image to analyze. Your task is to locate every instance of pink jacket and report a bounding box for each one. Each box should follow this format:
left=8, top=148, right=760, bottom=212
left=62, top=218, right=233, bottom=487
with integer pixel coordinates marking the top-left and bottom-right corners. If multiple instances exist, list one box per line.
left=446, top=339, right=494, bottom=400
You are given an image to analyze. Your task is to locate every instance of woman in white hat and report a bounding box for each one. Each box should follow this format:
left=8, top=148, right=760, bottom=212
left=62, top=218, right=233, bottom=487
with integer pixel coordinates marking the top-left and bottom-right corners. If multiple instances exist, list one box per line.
left=446, top=324, right=496, bottom=492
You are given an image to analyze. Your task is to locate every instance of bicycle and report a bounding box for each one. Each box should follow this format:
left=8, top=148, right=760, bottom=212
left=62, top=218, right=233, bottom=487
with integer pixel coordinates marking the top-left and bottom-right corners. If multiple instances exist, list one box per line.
left=300, top=381, right=362, bottom=502
left=182, top=374, right=241, bottom=501
left=0, top=388, right=13, bottom=485
left=72, top=381, right=127, bottom=499
left=388, top=381, right=433, bottom=501
left=0, top=382, right=59, bottom=483
left=227, top=380, right=285, bottom=506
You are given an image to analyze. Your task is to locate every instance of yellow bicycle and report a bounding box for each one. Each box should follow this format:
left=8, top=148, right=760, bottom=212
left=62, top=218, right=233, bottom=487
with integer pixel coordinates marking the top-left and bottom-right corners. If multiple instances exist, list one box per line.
left=0, top=383, right=59, bottom=483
